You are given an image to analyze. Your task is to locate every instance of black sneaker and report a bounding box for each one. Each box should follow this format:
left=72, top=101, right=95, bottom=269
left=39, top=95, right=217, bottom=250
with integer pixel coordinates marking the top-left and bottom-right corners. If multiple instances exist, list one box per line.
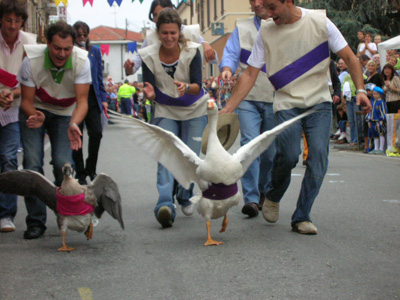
left=156, top=206, right=173, bottom=228
left=24, top=225, right=46, bottom=239
left=241, top=203, right=259, bottom=218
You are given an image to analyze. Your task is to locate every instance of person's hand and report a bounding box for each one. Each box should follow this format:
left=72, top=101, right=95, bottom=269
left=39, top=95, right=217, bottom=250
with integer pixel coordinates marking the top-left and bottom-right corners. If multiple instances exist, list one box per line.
left=26, top=111, right=45, bottom=128
left=143, top=82, right=155, bottom=100
left=356, top=93, right=372, bottom=114
left=221, top=70, right=232, bottom=86
left=332, top=95, right=340, bottom=104
left=0, top=89, right=14, bottom=110
left=124, top=59, right=134, bottom=76
left=67, top=124, right=82, bottom=151
left=101, top=101, right=108, bottom=111
left=385, top=81, right=391, bottom=89
left=174, top=81, right=186, bottom=97
left=204, top=45, right=216, bottom=62
left=102, top=102, right=109, bottom=118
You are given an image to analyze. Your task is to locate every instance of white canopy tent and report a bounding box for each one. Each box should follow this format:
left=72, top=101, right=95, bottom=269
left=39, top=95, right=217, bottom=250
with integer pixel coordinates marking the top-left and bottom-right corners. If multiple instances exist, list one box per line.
left=378, top=35, right=400, bottom=67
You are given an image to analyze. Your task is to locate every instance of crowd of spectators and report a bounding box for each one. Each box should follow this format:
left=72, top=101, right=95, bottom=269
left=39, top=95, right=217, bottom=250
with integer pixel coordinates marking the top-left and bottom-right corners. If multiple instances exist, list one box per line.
left=107, top=30, right=400, bottom=156
left=331, top=31, right=400, bottom=154
left=105, top=77, right=151, bottom=122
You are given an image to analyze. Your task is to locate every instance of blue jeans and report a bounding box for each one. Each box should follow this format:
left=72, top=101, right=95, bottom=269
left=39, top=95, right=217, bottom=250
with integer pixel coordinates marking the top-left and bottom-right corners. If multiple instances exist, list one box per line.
left=120, top=98, right=132, bottom=115
left=338, top=120, right=347, bottom=133
left=0, top=121, right=19, bottom=220
left=346, top=98, right=362, bottom=143
left=237, top=100, right=275, bottom=205
left=19, top=110, right=73, bottom=227
left=152, top=115, right=207, bottom=220
left=265, top=102, right=332, bottom=226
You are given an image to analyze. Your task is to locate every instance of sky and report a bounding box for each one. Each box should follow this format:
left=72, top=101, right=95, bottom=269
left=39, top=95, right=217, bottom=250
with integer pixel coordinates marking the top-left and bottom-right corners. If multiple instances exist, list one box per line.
left=65, top=0, right=180, bottom=32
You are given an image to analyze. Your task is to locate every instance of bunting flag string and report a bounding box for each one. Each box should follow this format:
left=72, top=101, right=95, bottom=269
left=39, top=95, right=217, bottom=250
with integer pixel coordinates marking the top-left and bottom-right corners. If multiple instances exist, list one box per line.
left=82, top=0, right=94, bottom=6
left=54, top=0, right=68, bottom=6
left=127, top=42, right=137, bottom=54
left=100, top=44, right=110, bottom=56
left=107, top=0, right=123, bottom=7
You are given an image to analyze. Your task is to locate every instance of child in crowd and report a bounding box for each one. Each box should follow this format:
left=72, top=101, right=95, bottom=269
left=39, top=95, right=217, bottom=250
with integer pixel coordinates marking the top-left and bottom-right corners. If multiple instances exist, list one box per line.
left=366, top=86, right=388, bottom=154
left=332, top=103, right=348, bottom=143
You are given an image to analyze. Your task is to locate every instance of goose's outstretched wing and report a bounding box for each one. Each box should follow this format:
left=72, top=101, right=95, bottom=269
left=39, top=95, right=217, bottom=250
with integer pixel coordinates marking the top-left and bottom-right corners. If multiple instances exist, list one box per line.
left=233, top=109, right=316, bottom=173
left=0, top=170, right=57, bottom=212
left=108, top=110, right=203, bottom=189
left=89, top=174, right=124, bottom=230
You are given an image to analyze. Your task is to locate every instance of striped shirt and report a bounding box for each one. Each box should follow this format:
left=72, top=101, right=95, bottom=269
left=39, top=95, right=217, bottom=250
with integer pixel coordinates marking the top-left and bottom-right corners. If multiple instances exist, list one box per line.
left=0, top=31, right=22, bottom=126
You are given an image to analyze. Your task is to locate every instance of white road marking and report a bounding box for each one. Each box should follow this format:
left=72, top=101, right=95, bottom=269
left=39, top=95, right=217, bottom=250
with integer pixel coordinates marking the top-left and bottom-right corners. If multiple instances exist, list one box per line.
left=382, top=200, right=400, bottom=204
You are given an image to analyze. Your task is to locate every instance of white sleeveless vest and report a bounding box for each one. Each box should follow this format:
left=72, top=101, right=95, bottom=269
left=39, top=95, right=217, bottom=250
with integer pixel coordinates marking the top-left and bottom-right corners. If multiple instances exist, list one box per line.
left=260, top=10, right=331, bottom=112
left=237, top=17, right=273, bottom=103
left=24, top=44, right=88, bottom=116
left=139, top=42, right=208, bottom=120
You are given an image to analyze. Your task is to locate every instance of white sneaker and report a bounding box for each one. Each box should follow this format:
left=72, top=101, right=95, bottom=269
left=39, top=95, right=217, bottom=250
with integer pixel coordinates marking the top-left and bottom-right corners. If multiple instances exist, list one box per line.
left=181, top=203, right=194, bottom=216
left=262, top=199, right=279, bottom=223
left=337, top=133, right=346, bottom=140
left=0, top=218, right=16, bottom=232
left=292, top=221, right=317, bottom=235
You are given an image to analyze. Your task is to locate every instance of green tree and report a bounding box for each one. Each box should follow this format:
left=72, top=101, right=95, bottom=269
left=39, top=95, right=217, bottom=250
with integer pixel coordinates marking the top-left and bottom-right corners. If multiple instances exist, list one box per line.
left=300, top=0, right=400, bottom=54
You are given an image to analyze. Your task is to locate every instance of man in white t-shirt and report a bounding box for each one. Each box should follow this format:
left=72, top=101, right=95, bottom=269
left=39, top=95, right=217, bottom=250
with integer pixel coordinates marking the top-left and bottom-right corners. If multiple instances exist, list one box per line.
left=220, top=0, right=371, bottom=235
left=17, top=21, right=91, bottom=239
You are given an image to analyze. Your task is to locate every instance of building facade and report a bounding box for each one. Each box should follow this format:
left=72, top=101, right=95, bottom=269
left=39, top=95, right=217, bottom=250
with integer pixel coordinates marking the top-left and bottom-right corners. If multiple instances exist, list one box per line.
left=177, top=0, right=253, bottom=77
left=89, top=26, right=143, bottom=84
left=24, top=0, right=57, bottom=43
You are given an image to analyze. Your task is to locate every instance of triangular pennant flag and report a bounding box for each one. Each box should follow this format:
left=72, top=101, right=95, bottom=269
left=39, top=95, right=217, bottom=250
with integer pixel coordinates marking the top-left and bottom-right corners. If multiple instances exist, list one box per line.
left=83, top=0, right=94, bottom=6
left=115, top=0, right=123, bottom=6
left=100, top=44, right=110, bottom=56
left=55, top=0, right=68, bottom=6
left=127, top=42, right=137, bottom=54
left=107, top=0, right=114, bottom=7
left=139, top=0, right=144, bottom=3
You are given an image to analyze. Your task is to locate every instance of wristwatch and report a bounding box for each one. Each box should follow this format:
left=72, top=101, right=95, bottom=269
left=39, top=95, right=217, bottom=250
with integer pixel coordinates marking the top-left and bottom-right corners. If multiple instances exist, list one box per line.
left=356, top=89, right=367, bottom=95
left=186, top=83, right=190, bottom=92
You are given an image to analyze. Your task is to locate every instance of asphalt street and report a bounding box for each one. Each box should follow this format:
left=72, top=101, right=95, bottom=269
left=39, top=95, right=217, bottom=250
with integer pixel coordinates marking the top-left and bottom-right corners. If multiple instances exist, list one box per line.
left=0, top=123, right=399, bottom=300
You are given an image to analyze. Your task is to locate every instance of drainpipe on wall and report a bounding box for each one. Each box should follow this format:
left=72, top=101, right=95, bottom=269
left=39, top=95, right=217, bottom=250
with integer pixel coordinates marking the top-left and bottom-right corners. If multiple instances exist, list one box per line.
left=121, top=43, right=123, bottom=81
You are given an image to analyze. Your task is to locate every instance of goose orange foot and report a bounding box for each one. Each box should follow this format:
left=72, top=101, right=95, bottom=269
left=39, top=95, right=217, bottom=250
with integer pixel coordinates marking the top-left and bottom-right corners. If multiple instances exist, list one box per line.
left=58, top=245, right=75, bottom=252
left=204, top=238, right=223, bottom=246
left=58, top=231, right=75, bottom=252
left=204, top=220, right=223, bottom=246
left=219, top=215, right=228, bottom=233
left=85, top=221, right=93, bottom=240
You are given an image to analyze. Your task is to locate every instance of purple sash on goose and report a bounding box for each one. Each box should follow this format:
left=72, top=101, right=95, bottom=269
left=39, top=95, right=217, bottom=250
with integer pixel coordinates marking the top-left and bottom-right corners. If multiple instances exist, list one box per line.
left=202, top=182, right=238, bottom=200
left=268, top=41, right=329, bottom=90
left=155, top=86, right=205, bottom=107
left=240, top=49, right=267, bottom=73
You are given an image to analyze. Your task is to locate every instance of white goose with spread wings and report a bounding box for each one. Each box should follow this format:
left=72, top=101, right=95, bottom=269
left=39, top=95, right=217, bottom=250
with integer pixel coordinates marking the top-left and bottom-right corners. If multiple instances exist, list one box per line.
left=0, top=164, right=124, bottom=251
left=109, top=100, right=314, bottom=246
